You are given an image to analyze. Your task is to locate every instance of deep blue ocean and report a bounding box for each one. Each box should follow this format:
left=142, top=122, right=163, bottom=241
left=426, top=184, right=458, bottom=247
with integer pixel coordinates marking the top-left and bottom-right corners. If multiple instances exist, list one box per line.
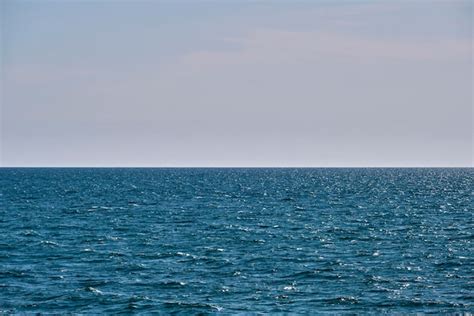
left=1, top=168, right=472, bottom=314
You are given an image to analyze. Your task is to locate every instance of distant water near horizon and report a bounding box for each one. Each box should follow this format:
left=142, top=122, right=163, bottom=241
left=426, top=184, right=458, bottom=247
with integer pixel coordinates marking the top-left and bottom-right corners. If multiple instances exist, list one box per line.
left=1, top=168, right=472, bottom=314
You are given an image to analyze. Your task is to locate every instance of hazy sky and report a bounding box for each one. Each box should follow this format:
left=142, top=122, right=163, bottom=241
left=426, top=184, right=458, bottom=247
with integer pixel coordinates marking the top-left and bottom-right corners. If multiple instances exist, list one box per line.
left=1, top=1, right=472, bottom=167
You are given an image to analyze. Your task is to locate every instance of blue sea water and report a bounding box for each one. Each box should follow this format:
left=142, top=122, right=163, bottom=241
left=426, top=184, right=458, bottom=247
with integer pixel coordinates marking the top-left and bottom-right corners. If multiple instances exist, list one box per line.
left=0, top=168, right=472, bottom=314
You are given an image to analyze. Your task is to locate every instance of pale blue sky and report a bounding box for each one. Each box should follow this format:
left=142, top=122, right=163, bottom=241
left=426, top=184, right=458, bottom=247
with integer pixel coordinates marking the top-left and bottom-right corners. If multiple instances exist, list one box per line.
left=1, top=0, right=472, bottom=166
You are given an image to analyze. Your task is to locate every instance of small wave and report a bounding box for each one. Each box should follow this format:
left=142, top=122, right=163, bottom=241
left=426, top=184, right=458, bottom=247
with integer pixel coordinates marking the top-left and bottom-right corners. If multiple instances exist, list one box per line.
left=376, top=299, right=465, bottom=308
left=40, top=240, right=60, bottom=247
left=158, top=280, right=187, bottom=288
left=19, top=230, right=40, bottom=237
left=163, top=301, right=222, bottom=311
left=85, top=287, right=104, bottom=295
left=323, top=296, right=360, bottom=305
left=435, top=261, right=463, bottom=268
left=176, top=251, right=196, bottom=258
left=0, top=270, right=29, bottom=278
left=283, top=285, right=297, bottom=291
left=284, top=270, right=316, bottom=280
left=203, top=247, right=224, bottom=253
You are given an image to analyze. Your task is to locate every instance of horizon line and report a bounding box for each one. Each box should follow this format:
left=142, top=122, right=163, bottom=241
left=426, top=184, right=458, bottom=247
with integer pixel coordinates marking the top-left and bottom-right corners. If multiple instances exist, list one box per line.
left=0, top=166, right=472, bottom=169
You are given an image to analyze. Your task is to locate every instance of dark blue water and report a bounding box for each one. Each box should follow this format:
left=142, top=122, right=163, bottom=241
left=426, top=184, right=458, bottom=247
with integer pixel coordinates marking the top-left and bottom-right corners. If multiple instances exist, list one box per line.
left=1, top=168, right=472, bottom=314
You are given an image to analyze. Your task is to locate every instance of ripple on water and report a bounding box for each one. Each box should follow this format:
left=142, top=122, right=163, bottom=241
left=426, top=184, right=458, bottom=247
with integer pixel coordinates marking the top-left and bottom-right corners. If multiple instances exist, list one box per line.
left=1, top=168, right=472, bottom=313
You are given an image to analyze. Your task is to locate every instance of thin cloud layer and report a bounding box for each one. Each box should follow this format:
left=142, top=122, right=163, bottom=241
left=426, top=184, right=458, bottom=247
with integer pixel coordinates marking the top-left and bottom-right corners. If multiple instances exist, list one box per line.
left=1, top=1, right=472, bottom=166
left=180, top=29, right=471, bottom=70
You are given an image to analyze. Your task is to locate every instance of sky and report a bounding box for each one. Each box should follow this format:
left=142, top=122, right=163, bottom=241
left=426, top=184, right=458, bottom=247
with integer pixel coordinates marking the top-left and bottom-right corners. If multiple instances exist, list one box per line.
left=1, top=0, right=472, bottom=167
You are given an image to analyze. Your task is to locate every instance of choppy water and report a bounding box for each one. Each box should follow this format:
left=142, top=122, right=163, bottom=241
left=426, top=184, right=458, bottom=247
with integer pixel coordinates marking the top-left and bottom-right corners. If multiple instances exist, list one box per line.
left=1, top=168, right=472, bottom=314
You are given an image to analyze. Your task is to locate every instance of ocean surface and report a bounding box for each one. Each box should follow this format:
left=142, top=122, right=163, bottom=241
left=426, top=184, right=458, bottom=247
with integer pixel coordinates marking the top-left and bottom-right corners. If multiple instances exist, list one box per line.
left=1, top=168, right=472, bottom=314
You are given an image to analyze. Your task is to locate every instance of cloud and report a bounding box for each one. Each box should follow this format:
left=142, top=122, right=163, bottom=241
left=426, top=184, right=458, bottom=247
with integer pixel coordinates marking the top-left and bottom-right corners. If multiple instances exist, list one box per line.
left=179, top=29, right=471, bottom=71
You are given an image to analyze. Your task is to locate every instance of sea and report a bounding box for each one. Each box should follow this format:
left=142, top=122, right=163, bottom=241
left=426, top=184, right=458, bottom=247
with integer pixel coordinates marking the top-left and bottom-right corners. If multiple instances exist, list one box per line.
left=1, top=168, right=472, bottom=314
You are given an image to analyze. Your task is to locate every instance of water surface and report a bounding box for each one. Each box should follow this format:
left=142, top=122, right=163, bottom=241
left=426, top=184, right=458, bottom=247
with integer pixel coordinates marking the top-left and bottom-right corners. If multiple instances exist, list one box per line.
left=1, top=168, right=472, bottom=313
